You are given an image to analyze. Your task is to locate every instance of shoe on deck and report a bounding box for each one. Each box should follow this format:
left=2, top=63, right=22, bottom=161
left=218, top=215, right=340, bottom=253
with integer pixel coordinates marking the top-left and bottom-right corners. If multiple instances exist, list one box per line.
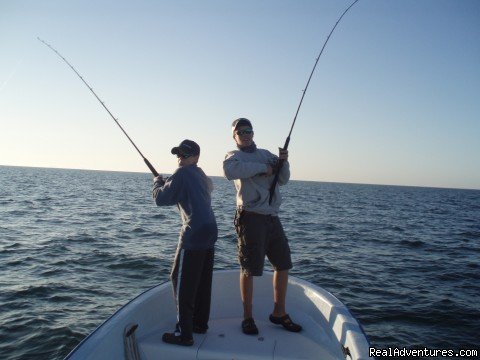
left=269, top=314, right=302, bottom=332
left=241, top=317, right=259, bottom=335
left=162, top=332, right=194, bottom=346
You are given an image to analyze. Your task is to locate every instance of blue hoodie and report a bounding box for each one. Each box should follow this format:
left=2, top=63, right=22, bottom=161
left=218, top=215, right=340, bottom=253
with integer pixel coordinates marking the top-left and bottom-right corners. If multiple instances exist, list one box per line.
left=153, top=164, right=217, bottom=250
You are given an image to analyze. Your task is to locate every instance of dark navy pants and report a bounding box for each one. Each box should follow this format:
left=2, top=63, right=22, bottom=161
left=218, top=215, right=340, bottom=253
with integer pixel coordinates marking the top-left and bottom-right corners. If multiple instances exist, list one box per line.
left=170, top=247, right=215, bottom=340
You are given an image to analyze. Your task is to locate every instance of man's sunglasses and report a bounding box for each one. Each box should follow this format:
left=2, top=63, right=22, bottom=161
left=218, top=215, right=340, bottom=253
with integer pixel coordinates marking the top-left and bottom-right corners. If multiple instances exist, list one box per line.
left=236, top=129, right=253, bottom=136
left=176, top=153, right=192, bottom=159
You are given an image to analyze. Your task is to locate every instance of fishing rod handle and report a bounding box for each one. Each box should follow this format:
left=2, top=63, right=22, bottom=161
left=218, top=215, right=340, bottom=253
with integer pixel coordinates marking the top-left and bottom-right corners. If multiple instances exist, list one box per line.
left=268, top=156, right=288, bottom=204
left=144, top=158, right=159, bottom=177
left=268, top=137, right=290, bottom=204
left=268, top=166, right=282, bottom=205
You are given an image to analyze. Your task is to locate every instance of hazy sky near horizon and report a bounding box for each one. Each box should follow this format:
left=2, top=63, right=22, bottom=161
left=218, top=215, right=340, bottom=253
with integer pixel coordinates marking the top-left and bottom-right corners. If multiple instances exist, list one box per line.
left=1, top=0, right=479, bottom=189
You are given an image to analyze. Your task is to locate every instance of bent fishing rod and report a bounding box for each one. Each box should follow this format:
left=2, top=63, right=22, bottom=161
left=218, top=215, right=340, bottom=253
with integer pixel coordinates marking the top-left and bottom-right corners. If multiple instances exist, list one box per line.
left=37, top=37, right=159, bottom=177
left=268, top=0, right=360, bottom=204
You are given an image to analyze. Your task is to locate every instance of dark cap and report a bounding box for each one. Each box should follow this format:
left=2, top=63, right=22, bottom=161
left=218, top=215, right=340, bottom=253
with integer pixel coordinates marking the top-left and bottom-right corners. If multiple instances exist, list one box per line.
left=171, top=139, right=200, bottom=156
left=232, top=118, right=253, bottom=134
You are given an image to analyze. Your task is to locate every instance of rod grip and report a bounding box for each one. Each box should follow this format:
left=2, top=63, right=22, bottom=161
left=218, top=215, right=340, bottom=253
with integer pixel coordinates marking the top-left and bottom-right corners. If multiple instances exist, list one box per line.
left=144, top=158, right=159, bottom=177
left=268, top=137, right=290, bottom=205
left=268, top=161, right=284, bottom=204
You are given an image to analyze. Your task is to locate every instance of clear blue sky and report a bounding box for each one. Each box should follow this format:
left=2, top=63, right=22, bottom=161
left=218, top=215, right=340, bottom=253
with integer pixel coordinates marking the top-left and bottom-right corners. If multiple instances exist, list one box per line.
left=1, top=0, right=479, bottom=189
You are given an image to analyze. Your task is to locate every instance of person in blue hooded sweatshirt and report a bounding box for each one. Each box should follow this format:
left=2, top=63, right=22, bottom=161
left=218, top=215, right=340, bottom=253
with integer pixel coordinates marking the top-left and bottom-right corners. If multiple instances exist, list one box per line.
left=153, top=139, right=217, bottom=346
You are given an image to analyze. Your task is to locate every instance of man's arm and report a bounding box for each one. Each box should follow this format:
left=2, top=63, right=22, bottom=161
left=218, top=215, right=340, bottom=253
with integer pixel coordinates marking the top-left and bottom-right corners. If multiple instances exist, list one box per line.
left=153, top=171, right=183, bottom=206
left=223, top=152, right=268, bottom=181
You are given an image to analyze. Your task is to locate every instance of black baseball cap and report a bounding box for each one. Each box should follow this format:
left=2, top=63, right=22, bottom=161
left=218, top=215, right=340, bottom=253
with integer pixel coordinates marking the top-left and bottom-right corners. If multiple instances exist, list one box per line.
left=171, top=139, right=200, bottom=156
left=232, top=118, right=253, bottom=134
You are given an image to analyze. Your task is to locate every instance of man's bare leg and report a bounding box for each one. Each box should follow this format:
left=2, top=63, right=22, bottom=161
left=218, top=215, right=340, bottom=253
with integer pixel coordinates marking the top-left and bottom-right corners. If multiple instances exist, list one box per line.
left=272, top=269, right=288, bottom=317
left=240, top=272, right=254, bottom=319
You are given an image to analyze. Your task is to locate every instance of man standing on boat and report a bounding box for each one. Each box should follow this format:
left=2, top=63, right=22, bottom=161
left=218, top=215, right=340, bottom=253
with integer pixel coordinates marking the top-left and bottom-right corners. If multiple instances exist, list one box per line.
left=153, top=139, right=217, bottom=346
left=223, top=118, right=302, bottom=335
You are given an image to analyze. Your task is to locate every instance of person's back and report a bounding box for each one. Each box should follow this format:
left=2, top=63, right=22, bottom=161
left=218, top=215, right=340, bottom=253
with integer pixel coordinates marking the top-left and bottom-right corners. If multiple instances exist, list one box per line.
left=176, top=164, right=217, bottom=250
left=153, top=139, right=217, bottom=346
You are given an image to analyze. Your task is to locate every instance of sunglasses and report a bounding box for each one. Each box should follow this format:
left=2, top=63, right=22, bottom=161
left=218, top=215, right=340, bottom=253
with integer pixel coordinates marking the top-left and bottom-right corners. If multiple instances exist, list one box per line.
left=236, top=129, right=253, bottom=136
left=176, top=153, right=192, bottom=159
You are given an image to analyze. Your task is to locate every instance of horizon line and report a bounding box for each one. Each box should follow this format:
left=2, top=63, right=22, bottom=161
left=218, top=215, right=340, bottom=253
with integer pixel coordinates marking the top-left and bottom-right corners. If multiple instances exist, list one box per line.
left=1, top=164, right=478, bottom=192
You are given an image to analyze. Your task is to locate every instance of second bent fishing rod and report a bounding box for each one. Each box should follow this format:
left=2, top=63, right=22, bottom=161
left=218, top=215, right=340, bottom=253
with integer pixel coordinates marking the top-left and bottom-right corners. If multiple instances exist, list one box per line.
left=268, top=0, right=360, bottom=204
left=37, top=37, right=159, bottom=177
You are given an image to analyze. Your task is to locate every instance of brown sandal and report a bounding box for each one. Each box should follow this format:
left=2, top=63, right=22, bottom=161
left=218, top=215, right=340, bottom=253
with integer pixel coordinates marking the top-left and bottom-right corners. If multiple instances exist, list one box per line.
left=269, top=314, right=302, bottom=332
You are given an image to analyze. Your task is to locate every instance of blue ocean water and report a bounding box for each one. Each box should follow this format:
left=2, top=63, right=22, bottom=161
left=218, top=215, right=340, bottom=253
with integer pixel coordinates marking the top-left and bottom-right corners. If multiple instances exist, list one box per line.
left=0, top=165, right=479, bottom=359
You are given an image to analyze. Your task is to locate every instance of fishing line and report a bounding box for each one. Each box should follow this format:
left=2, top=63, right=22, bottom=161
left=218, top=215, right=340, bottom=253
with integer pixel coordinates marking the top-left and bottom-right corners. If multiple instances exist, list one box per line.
left=0, top=57, right=24, bottom=92
left=37, top=37, right=159, bottom=177
left=268, top=0, right=360, bottom=204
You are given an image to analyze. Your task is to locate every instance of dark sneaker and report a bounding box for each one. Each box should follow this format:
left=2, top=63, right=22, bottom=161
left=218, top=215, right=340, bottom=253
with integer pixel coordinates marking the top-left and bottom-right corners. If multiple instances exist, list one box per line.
left=241, top=317, right=259, bottom=335
left=269, top=314, right=302, bottom=332
left=162, top=332, right=194, bottom=346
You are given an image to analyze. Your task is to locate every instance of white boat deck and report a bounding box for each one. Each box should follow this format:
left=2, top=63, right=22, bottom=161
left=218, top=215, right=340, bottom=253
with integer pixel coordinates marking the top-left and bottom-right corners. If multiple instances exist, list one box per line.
left=140, top=316, right=344, bottom=360
left=65, top=270, right=371, bottom=360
